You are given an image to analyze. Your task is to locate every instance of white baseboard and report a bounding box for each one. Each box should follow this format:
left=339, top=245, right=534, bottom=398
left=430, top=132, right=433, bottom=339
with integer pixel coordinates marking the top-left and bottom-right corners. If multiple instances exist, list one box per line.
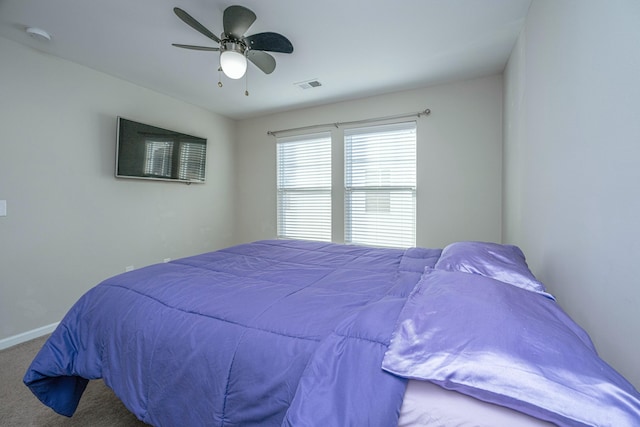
left=0, top=322, right=59, bottom=351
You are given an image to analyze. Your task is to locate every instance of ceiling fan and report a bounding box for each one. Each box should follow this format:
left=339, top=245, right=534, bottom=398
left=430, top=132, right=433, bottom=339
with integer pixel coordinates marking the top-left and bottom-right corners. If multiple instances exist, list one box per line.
left=172, top=5, right=293, bottom=89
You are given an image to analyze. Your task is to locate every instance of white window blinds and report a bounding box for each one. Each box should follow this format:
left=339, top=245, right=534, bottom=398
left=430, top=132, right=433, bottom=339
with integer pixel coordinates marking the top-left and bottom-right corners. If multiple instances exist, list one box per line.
left=345, top=122, right=416, bottom=248
left=277, top=132, right=331, bottom=241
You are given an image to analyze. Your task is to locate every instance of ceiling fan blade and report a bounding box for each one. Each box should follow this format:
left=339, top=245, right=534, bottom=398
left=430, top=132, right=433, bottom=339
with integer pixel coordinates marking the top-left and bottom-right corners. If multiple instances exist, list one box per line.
left=172, top=44, right=220, bottom=51
left=245, top=32, right=293, bottom=54
left=174, top=7, right=220, bottom=43
left=247, top=50, right=276, bottom=74
left=223, top=5, right=256, bottom=39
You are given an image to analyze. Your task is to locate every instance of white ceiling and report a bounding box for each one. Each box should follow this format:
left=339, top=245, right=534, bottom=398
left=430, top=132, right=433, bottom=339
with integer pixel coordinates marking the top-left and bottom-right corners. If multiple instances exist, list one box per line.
left=0, top=0, right=531, bottom=120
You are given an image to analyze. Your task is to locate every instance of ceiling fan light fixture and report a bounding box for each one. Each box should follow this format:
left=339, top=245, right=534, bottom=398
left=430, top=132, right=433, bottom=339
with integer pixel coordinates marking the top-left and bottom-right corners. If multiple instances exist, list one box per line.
left=220, top=41, right=247, bottom=79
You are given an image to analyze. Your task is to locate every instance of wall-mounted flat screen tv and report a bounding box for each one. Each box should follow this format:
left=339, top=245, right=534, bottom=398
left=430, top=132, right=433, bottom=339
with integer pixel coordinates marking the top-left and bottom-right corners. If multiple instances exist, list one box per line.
left=116, top=117, right=207, bottom=183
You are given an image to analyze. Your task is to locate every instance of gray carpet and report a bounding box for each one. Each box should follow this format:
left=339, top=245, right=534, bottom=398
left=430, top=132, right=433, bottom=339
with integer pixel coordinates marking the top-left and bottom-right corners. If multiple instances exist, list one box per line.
left=0, top=335, right=147, bottom=426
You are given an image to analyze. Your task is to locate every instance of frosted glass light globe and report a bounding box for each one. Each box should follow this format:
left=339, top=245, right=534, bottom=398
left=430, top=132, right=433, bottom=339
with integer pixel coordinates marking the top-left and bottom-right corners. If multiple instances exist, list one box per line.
left=220, top=50, right=247, bottom=79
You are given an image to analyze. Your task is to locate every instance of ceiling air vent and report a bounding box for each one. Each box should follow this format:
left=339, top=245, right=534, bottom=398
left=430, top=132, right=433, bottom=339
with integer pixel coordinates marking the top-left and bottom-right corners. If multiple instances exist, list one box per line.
left=295, top=79, right=322, bottom=90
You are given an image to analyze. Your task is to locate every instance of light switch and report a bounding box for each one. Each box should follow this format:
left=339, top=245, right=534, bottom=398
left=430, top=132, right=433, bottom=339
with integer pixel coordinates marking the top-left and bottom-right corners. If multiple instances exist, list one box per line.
left=0, top=200, right=6, bottom=217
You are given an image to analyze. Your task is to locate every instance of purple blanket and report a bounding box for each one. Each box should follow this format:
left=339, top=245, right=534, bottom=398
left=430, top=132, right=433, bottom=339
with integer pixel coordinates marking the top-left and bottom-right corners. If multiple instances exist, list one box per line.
left=24, top=239, right=441, bottom=426
left=24, top=239, right=640, bottom=426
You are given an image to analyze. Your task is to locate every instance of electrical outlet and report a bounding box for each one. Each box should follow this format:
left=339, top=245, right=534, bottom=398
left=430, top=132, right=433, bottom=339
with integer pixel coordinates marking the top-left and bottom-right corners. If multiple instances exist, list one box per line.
left=163, top=258, right=171, bottom=263
left=125, top=265, right=134, bottom=272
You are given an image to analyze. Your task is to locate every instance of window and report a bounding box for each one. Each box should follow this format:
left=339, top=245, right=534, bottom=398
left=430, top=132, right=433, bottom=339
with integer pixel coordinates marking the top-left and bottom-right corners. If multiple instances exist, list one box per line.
left=345, top=122, right=416, bottom=248
left=277, top=132, right=331, bottom=241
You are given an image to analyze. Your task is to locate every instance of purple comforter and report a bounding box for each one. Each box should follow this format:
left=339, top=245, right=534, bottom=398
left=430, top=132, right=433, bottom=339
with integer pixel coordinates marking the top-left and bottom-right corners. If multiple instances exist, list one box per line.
left=24, top=239, right=640, bottom=426
left=24, top=239, right=441, bottom=426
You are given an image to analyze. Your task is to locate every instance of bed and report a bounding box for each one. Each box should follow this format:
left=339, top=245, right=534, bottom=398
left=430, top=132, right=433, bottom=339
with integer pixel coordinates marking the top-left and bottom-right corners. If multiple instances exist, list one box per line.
left=24, top=239, right=640, bottom=426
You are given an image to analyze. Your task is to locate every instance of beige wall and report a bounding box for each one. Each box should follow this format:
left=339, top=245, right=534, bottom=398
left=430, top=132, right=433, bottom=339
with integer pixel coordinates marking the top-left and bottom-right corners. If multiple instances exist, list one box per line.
left=0, top=37, right=237, bottom=341
left=234, top=74, right=504, bottom=249
left=503, top=0, right=640, bottom=388
left=0, top=38, right=504, bottom=347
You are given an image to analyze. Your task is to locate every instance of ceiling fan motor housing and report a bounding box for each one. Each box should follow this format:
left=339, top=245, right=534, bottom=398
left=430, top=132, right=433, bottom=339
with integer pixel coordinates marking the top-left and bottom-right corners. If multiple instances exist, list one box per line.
left=220, top=38, right=247, bottom=55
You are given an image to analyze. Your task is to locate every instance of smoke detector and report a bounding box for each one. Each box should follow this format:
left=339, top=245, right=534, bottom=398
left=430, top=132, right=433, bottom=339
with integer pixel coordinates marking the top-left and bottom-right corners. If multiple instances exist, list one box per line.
left=26, top=27, right=51, bottom=42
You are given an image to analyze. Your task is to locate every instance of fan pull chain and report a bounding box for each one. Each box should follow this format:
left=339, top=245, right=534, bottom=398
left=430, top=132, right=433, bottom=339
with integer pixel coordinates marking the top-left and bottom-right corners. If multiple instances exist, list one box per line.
left=218, top=67, right=223, bottom=88
left=245, top=68, right=249, bottom=96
